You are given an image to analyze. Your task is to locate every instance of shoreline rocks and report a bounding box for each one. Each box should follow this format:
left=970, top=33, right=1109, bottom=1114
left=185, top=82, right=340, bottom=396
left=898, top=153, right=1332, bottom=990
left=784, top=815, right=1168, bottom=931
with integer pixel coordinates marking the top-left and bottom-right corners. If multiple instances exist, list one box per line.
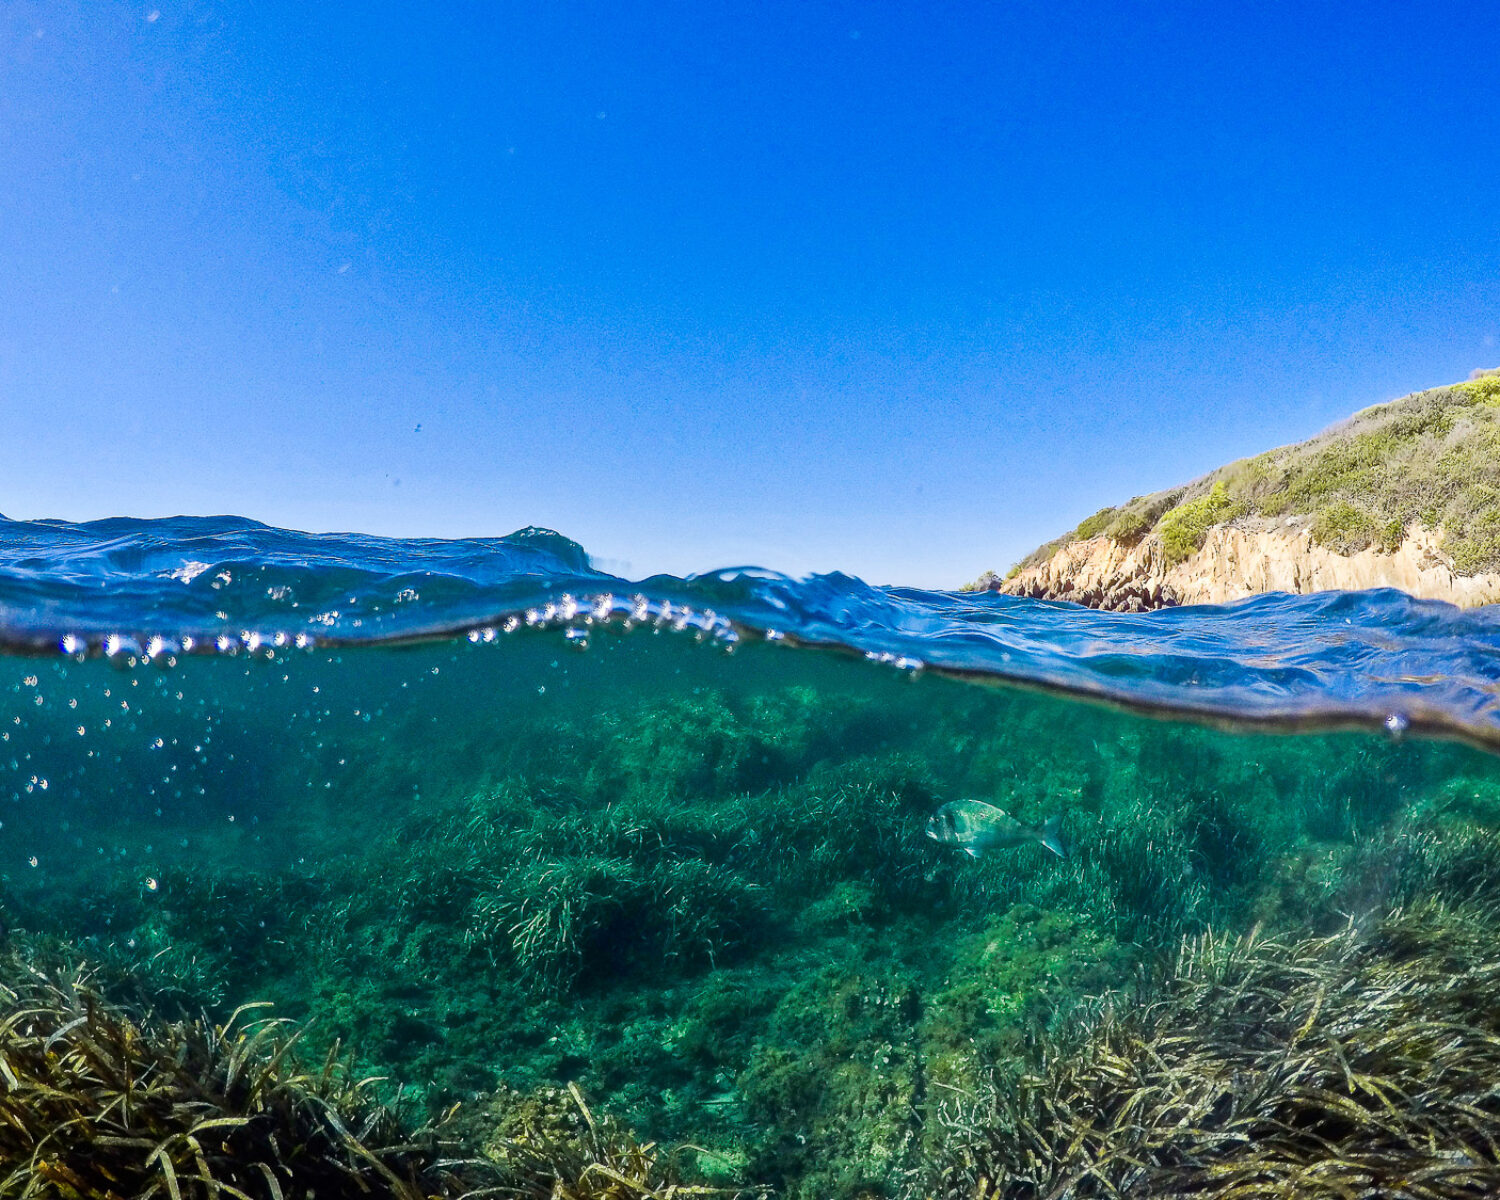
left=986, top=521, right=1500, bottom=611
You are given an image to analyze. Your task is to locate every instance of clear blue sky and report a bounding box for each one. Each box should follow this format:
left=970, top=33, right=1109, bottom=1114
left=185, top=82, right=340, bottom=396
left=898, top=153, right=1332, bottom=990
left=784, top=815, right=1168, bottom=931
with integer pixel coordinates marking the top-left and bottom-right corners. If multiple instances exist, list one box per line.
left=2, top=2, right=1496, bottom=586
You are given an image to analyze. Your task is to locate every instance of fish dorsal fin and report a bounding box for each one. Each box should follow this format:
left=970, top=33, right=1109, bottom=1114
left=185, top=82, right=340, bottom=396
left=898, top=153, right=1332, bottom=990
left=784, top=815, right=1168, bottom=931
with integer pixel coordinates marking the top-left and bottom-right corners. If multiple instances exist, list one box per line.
left=962, top=798, right=1008, bottom=817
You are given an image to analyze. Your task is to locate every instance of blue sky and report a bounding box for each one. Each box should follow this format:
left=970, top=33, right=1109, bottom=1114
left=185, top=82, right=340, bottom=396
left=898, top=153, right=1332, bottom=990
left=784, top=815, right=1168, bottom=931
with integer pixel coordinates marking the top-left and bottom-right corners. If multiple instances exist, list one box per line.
left=2, top=2, right=1496, bottom=586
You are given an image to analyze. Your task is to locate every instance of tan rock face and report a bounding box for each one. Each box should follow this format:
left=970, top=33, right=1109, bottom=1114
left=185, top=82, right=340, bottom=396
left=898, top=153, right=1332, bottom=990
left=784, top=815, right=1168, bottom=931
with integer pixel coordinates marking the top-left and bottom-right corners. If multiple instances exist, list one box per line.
left=996, top=523, right=1500, bottom=611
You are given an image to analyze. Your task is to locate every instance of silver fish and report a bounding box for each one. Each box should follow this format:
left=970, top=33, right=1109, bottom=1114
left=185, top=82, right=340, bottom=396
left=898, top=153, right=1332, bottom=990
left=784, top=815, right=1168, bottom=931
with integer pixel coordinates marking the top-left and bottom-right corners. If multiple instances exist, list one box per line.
left=926, top=799, right=1066, bottom=859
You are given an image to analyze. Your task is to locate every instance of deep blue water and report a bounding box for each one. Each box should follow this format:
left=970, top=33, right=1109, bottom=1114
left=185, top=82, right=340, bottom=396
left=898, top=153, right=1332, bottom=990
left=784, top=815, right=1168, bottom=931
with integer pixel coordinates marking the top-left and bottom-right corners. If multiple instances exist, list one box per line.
left=3, top=513, right=1499, bottom=747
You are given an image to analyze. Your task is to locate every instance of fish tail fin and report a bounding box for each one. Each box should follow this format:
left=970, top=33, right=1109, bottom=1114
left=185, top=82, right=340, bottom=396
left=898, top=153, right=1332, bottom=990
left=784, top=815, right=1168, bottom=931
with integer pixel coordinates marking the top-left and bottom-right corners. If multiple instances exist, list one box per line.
left=1040, top=815, right=1066, bottom=859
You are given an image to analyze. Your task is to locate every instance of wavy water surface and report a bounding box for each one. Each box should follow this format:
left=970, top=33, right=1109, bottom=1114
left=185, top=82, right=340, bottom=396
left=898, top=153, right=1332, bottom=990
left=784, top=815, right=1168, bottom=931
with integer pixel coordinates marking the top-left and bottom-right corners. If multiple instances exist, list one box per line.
left=2, top=513, right=1499, bottom=747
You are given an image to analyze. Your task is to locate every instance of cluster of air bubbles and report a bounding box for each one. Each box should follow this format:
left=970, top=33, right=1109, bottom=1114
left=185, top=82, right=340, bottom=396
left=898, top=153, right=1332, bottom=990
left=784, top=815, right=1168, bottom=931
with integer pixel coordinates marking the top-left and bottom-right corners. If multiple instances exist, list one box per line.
left=864, top=649, right=926, bottom=674
left=60, top=628, right=319, bottom=664
left=53, top=590, right=766, bottom=665
left=212, top=631, right=313, bottom=658
left=463, top=592, right=742, bottom=652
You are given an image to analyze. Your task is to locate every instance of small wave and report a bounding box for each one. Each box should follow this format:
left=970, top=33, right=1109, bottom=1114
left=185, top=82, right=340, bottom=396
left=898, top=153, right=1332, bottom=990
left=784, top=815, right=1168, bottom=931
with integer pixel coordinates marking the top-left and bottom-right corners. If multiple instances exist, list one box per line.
left=2, top=514, right=1499, bottom=748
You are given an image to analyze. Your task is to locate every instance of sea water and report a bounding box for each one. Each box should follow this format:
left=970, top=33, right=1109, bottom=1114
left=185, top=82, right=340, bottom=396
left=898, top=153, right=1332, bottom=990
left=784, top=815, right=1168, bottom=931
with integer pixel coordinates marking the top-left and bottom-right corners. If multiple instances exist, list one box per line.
left=4, top=516, right=1500, bottom=1197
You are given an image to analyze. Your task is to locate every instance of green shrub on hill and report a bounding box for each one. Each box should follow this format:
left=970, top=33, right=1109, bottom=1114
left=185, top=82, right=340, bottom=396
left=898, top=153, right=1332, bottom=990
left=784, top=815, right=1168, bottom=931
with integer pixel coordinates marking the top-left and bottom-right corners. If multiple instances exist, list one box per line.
left=1157, top=481, right=1242, bottom=565
left=1072, top=507, right=1116, bottom=540
left=1102, top=505, right=1153, bottom=544
left=1310, top=498, right=1379, bottom=552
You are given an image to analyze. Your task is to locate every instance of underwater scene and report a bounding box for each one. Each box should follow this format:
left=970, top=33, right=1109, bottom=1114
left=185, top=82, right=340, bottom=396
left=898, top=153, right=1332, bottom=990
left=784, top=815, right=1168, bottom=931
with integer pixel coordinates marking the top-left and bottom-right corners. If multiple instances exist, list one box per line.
left=6, top=516, right=1500, bottom=1199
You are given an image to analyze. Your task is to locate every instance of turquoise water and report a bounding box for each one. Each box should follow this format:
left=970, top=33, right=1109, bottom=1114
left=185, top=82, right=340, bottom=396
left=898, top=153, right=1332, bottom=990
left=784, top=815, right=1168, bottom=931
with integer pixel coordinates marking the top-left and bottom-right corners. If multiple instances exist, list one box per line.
left=4, top=516, right=1500, bottom=1196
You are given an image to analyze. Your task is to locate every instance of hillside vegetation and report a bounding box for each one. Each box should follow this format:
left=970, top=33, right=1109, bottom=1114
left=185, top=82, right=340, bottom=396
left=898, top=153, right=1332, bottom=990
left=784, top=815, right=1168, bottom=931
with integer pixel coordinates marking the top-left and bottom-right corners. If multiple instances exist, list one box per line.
left=1013, top=372, right=1500, bottom=576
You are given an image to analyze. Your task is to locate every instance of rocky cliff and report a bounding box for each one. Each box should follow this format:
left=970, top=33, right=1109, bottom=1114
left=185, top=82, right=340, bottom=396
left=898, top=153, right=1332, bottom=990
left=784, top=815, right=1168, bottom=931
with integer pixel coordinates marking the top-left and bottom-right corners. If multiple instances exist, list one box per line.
left=986, top=520, right=1500, bottom=611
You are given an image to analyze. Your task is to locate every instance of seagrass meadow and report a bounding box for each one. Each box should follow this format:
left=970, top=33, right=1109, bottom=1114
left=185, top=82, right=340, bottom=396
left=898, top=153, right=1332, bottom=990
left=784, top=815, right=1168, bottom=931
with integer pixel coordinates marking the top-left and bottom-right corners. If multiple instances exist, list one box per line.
left=5, top=624, right=1500, bottom=1197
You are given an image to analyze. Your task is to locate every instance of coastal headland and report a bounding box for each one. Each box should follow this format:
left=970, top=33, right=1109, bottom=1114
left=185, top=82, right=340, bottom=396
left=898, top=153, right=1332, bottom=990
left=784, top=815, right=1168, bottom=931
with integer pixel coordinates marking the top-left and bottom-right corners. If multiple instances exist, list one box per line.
left=978, top=372, right=1500, bottom=610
